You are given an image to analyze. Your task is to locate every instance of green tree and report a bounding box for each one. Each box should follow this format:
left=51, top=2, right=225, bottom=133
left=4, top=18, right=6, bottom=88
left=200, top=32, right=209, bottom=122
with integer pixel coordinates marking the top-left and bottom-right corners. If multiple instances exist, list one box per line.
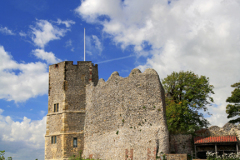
left=226, top=81, right=240, bottom=124
left=0, top=150, right=5, bottom=160
left=162, top=71, right=214, bottom=134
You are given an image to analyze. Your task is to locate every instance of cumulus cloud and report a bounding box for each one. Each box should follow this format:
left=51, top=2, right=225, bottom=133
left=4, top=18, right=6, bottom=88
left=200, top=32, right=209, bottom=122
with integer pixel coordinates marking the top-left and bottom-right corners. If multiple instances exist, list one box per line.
left=0, top=46, right=48, bottom=102
left=0, top=109, right=46, bottom=160
left=32, top=49, right=61, bottom=64
left=19, top=31, right=27, bottom=37
left=56, top=19, right=75, bottom=28
left=76, top=0, right=240, bottom=126
left=0, top=27, right=15, bottom=35
left=65, top=39, right=74, bottom=52
left=31, top=19, right=68, bottom=48
left=85, top=35, right=103, bottom=56
left=92, top=35, right=103, bottom=54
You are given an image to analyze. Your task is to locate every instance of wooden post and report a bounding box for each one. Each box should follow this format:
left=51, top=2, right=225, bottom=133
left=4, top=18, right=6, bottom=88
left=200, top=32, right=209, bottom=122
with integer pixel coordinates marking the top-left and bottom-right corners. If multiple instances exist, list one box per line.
left=236, top=143, right=238, bottom=153
left=195, top=145, right=197, bottom=159
left=215, top=144, right=218, bottom=156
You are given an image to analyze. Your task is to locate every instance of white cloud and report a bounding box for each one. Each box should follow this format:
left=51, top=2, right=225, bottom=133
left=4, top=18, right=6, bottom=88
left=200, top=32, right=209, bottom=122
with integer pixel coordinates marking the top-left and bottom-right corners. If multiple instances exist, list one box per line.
left=92, top=35, right=103, bottom=54
left=32, top=49, right=61, bottom=64
left=65, top=39, right=75, bottom=52
left=56, top=19, right=75, bottom=28
left=31, top=19, right=68, bottom=48
left=65, top=39, right=72, bottom=47
left=0, top=27, right=15, bottom=35
left=85, top=35, right=103, bottom=56
left=0, top=46, right=48, bottom=102
left=76, top=0, right=240, bottom=127
left=0, top=109, right=46, bottom=160
left=19, top=31, right=27, bottom=37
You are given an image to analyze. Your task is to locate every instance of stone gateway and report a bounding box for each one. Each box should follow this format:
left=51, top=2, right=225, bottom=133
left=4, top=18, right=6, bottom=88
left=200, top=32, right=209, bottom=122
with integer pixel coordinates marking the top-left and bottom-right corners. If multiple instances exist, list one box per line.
left=45, top=61, right=169, bottom=160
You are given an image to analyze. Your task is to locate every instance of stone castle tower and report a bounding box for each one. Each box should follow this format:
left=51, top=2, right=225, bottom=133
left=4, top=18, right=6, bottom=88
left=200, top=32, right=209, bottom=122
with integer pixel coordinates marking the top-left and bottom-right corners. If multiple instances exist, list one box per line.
left=45, top=61, right=169, bottom=160
left=45, top=61, right=98, bottom=160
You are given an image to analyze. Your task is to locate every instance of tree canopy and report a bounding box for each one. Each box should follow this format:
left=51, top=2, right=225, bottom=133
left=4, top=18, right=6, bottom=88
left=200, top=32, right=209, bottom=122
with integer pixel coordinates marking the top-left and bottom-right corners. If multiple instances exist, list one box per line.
left=226, top=81, right=240, bottom=124
left=0, top=150, right=5, bottom=160
left=162, top=71, right=214, bottom=134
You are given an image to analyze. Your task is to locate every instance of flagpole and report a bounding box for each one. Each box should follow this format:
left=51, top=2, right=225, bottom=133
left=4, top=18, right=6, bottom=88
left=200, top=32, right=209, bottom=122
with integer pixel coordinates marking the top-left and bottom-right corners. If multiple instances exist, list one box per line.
left=84, top=28, right=85, bottom=61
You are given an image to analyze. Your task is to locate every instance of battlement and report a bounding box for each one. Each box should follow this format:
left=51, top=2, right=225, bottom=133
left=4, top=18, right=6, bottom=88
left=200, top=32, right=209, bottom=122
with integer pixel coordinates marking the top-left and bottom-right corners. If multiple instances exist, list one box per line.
left=92, top=68, right=160, bottom=87
left=49, top=61, right=98, bottom=69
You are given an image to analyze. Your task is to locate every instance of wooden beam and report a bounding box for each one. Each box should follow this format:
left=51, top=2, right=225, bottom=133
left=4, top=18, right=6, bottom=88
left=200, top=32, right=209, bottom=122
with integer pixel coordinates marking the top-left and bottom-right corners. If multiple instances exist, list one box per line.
left=195, top=145, right=197, bottom=159
left=236, top=143, right=238, bottom=153
left=215, top=144, right=217, bottom=156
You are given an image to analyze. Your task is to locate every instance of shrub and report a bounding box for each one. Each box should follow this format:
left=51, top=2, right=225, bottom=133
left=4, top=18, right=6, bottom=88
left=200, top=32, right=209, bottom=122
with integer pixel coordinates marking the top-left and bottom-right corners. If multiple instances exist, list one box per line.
left=206, top=151, right=240, bottom=160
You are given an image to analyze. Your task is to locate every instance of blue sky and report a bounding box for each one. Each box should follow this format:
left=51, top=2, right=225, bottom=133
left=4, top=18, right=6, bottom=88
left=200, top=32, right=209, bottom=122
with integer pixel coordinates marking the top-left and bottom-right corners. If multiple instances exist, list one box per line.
left=1, top=0, right=240, bottom=159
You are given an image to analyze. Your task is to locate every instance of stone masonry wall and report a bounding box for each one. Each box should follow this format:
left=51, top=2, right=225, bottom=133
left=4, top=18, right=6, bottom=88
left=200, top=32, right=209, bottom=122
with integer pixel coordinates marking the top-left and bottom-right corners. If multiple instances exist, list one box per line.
left=169, top=134, right=192, bottom=154
left=45, top=61, right=98, bottom=160
left=83, top=68, right=169, bottom=160
left=195, top=123, right=239, bottom=137
left=45, top=62, right=65, bottom=160
left=62, top=61, right=98, bottom=158
left=65, top=61, right=98, bottom=111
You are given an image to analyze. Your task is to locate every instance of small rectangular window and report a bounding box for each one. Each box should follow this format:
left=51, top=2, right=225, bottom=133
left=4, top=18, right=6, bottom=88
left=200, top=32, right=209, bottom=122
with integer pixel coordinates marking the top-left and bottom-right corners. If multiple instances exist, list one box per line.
left=51, top=136, right=54, bottom=144
left=73, top=138, right=77, bottom=147
left=54, top=103, right=59, bottom=112
left=54, top=104, right=56, bottom=112
left=51, top=136, right=57, bottom=144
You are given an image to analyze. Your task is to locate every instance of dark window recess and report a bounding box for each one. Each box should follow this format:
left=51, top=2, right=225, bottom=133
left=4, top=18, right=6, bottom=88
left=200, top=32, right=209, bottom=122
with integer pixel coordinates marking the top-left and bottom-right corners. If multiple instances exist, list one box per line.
left=51, top=136, right=57, bottom=144
left=54, top=103, right=59, bottom=112
left=73, top=138, right=77, bottom=147
left=51, top=136, right=54, bottom=144
left=55, top=64, right=58, bottom=68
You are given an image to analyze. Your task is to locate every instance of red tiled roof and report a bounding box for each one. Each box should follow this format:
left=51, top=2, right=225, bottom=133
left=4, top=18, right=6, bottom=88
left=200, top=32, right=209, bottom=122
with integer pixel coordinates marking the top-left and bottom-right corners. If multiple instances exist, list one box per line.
left=194, top=136, right=238, bottom=144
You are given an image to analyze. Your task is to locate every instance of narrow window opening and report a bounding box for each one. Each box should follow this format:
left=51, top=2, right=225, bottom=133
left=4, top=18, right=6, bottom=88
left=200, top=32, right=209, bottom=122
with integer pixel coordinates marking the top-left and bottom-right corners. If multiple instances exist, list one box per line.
left=55, top=64, right=58, bottom=68
left=54, top=104, right=56, bottom=112
left=51, top=136, right=57, bottom=144
left=73, top=138, right=77, bottom=147
left=54, top=103, right=59, bottom=112
left=51, top=136, right=54, bottom=144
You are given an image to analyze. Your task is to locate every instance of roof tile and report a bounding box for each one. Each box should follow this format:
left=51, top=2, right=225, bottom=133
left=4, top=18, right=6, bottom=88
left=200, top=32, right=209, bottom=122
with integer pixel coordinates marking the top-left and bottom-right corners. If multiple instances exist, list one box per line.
left=194, top=136, right=238, bottom=144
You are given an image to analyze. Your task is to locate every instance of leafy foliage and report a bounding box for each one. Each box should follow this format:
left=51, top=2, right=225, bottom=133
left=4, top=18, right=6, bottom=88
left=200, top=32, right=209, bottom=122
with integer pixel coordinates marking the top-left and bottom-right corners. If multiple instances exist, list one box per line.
left=226, top=82, right=240, bottom=124
left=0, top=150, right=5, bottom=160
left=162, top=71, right=214, bottom=134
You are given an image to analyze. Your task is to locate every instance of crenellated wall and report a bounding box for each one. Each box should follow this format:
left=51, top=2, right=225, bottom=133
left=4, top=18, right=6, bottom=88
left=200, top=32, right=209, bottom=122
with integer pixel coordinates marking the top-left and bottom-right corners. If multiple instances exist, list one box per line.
left=83, top=68, right=169, bottom=160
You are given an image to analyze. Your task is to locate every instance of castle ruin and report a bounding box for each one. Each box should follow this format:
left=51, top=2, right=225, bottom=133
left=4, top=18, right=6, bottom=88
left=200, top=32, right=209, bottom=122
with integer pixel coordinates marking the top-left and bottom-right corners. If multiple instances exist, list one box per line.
left=45, top=61, right=169, bottom=160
